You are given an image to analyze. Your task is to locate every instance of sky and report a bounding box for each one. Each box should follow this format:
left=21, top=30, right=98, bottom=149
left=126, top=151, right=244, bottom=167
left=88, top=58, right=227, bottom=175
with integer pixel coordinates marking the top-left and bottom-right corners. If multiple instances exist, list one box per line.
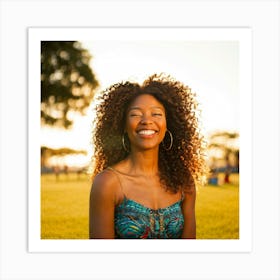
left=41, top=40, right=239, bottom=167
left=83, top=40, right=239, bottom=132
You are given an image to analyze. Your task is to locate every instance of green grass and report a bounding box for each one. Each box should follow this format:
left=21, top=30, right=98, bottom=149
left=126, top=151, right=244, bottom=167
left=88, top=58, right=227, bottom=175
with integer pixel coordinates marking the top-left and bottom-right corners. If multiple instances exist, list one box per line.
left=41, top=173, right=239, bottom=239
left=196, top=174, right=239, bottom=239
left=41, top=173, right=92, bottom=239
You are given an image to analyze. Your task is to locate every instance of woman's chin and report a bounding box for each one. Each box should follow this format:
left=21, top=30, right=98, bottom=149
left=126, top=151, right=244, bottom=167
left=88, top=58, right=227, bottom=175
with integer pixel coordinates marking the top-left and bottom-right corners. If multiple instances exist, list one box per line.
left=134, top=144, right=160, bottom=152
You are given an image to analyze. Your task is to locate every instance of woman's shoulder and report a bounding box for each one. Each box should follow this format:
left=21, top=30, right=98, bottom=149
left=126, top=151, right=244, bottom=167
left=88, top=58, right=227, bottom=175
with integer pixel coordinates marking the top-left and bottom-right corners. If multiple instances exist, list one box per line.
left=91, top=168, right=120, bottom=199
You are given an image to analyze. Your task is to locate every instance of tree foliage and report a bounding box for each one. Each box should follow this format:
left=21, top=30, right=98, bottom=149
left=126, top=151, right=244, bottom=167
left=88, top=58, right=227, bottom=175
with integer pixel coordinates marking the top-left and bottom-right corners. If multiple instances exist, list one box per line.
left=41, top=146, right=87, bottom=168
left=207, top=131, right=239, bottom=168
left=41, top=41, right=98, bottom=128
left=41, top=146, right=87, bottom=157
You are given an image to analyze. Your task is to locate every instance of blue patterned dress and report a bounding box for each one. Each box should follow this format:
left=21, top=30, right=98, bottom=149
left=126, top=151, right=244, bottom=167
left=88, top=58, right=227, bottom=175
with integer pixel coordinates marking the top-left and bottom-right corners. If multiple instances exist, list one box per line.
left=114, top=196, right=184, bottom=239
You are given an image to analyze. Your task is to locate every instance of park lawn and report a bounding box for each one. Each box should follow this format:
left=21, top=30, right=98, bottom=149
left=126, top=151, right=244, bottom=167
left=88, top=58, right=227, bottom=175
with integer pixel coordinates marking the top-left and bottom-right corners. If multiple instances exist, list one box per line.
left=41, top=173, right=239, bottom=239
left=41, top=173, right=92, bottom=239
left=196, top=175, right=239, bottom=239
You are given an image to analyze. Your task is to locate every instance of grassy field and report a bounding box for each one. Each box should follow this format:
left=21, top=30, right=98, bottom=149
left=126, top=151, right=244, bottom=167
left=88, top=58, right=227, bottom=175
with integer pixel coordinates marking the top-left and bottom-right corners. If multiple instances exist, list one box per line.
left=196, top=173, right=239, bottom=239
left=41, top=173, right=239, bottom=239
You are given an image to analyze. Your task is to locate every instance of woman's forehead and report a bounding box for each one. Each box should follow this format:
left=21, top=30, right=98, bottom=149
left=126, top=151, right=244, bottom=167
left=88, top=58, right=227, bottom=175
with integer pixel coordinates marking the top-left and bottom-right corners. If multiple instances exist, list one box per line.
left=128, top=94, right=165, bottom=110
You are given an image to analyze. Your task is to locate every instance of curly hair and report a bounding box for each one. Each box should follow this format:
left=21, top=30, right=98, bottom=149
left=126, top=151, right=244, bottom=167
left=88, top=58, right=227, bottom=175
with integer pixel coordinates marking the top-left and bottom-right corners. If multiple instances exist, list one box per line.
left=91, top=73, right=207, bottom=193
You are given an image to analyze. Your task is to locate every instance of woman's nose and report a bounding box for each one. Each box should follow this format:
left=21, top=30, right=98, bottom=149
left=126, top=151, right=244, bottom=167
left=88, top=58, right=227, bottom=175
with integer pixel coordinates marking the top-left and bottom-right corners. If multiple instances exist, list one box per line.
left=140, top=114, right=152, bottom=124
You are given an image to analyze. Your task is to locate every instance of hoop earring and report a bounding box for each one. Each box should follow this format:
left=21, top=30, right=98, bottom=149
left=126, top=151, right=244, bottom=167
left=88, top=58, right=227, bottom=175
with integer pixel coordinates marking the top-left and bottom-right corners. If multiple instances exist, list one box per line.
left=162, top=130, right=173, bottom=151
left=122, top=133, right=130, bottom=153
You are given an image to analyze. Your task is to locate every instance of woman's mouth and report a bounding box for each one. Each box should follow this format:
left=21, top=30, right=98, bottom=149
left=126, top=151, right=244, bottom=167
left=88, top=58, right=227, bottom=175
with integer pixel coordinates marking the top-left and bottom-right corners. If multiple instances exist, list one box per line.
left=137, top=129, right=157, bottom=136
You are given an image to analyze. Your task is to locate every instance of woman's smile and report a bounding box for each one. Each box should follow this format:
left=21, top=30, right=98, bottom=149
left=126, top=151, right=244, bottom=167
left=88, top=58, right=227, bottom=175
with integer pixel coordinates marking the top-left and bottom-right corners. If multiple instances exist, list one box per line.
left=137, top=129, right=158, bottom=137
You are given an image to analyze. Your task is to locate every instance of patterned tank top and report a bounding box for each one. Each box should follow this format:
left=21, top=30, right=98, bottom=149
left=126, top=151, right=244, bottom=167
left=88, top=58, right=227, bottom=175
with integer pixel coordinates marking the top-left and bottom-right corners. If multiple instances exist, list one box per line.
left=107, top=167, right=184, bottom=239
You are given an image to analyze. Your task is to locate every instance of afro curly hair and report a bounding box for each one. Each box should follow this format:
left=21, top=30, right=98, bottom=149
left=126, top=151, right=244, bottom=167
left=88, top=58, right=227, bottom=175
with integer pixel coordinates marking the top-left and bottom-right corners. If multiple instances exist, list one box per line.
left=91, top=73, right=207, bottom=193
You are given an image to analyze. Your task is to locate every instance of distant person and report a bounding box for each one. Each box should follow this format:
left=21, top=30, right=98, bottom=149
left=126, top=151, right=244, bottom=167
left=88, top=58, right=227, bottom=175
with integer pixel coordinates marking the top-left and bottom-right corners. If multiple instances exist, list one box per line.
left=224, top=154, right=231, bottom=184
left=64, top=165, right=69, bottom=176
left=53, top=165, right=60, bottom=181
left=224, top=164, right=231, bottom=184
left=208, top=166, right=219, bottom=186
left=89, top=74, right=206, bottom=239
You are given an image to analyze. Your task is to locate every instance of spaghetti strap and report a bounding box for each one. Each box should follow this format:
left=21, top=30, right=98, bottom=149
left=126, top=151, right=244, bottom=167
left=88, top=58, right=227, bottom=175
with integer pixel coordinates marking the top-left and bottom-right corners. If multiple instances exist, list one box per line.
left=106, top=167, right=126, bottom=199
left=181, top=191, right=185, bottom=201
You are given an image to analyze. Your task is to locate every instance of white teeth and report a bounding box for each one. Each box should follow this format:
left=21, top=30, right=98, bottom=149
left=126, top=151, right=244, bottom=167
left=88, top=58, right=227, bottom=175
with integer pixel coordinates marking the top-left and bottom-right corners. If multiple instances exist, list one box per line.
left=138, top=130, right=156, bottom=135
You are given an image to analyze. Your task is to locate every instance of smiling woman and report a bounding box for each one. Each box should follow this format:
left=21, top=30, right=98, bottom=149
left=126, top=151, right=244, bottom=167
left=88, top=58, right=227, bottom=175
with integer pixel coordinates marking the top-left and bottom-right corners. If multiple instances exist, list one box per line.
left=89, top=73, right=207, bottom=239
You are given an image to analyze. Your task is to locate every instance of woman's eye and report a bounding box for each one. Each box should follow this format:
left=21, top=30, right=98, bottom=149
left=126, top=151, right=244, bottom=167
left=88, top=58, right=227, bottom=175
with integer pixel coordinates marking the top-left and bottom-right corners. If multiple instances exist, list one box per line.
left=152, top=113, right=162, bottom=117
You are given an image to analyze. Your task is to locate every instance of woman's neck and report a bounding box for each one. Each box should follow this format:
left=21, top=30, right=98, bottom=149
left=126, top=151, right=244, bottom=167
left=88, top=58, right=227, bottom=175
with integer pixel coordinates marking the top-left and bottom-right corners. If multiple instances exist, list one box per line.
left=125, top=149, right=159, bottom=176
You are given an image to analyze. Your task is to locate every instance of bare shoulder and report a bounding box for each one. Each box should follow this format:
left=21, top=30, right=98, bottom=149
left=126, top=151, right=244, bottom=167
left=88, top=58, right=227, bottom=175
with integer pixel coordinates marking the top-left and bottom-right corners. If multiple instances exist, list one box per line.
left=182, top=185, right=196, bottom=209
left=90, top=169, right=120, bottom=202
left=89, top=169, right=119, bottom=238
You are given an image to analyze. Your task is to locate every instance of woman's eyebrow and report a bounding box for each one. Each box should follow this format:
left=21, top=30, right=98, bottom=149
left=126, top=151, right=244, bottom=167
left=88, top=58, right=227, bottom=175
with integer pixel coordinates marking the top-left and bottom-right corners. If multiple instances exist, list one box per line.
left=128, top=106, right=141, bottom=111
left=128, top=106, right=164, bottom=111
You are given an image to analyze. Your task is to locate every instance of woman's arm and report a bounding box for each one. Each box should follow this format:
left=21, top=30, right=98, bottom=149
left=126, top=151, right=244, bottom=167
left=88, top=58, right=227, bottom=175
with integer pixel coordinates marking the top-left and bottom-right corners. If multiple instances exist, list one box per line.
left=181, top=186, right=196, bottom=239
left=89, top=171, right=116, bottom=239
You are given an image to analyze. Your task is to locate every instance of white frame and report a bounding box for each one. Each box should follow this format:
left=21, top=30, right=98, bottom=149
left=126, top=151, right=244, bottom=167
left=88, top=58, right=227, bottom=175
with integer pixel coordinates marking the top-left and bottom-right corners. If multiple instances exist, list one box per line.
left=1, top=1, right=279, bottom=279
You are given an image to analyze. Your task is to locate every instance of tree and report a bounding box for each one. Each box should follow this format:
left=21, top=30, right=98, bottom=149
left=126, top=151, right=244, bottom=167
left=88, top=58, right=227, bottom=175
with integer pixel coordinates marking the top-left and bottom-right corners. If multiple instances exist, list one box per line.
left=41, top=146, right=87, bottom=168
left=41, top=41, right=98, bottom=128
left=207, top=131, right=239, bottom=183
left=207, top=131, right=239, bottom=167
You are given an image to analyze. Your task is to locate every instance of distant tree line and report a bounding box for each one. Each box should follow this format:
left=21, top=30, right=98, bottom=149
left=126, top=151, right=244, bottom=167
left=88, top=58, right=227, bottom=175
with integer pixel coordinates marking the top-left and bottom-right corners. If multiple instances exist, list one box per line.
left=41, top=146, right=87, bottom=168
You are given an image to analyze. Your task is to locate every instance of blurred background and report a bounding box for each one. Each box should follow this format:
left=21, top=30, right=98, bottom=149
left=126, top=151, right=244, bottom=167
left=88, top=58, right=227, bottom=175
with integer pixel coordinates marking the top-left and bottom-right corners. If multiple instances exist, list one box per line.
left=40, top=40, right=239, bottom=239
left=41, top=40, right=239, bottom=180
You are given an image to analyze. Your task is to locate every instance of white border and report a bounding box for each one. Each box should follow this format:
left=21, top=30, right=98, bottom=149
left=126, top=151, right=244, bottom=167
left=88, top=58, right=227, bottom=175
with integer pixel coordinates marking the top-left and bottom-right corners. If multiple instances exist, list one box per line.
left=28, top=27, right=252, bottom=253
left=1, top=1, right=279, bottom=279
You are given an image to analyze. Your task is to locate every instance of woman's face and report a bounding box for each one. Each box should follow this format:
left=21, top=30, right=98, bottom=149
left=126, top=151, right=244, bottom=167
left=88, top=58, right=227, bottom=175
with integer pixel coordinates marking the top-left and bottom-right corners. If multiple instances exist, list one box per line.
left=125, top=94, right=167, bottom=152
